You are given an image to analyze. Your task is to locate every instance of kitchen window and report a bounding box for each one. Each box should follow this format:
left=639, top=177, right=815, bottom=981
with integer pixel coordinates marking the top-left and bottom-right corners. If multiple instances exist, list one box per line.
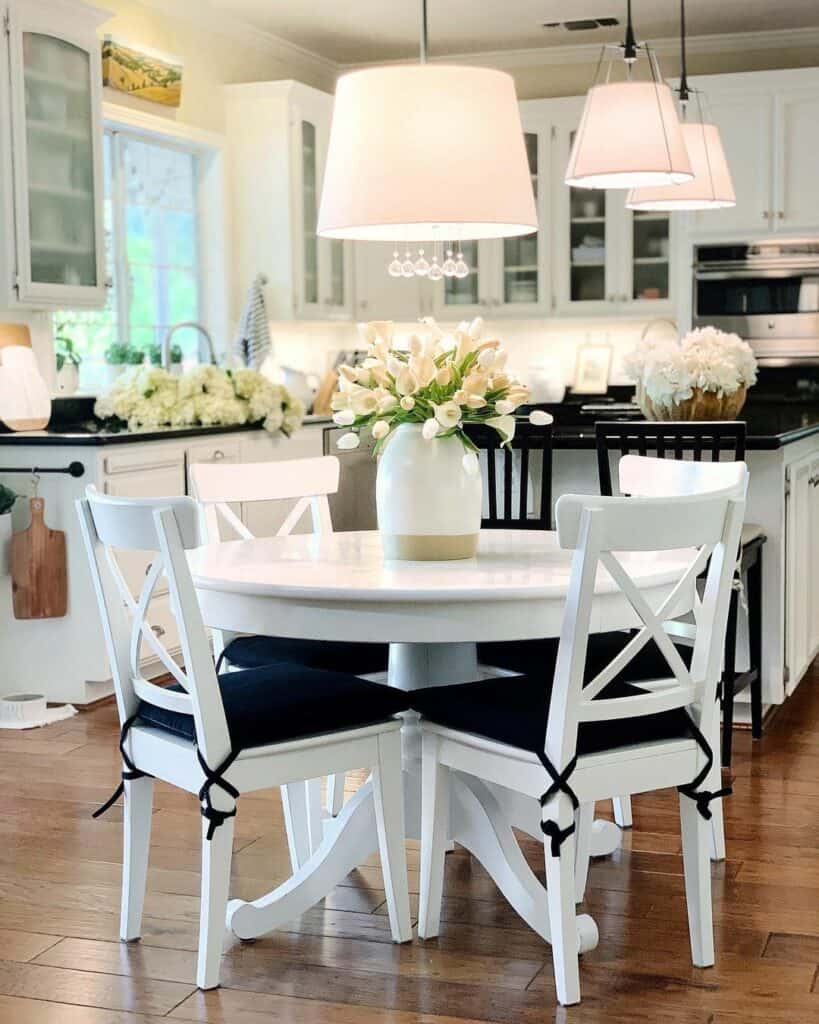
left=55, top=125, right=204, bottom=390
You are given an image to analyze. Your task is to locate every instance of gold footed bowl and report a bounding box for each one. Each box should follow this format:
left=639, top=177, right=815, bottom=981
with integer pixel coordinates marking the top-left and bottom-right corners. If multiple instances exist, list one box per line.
left=638, top=385, right=747, bottom=422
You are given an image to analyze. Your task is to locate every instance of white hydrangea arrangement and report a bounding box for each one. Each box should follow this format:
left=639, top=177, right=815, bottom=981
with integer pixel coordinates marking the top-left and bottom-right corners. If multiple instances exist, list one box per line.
left=332, top=318, right=547, bottom=453
left=94, top=365, right=305, bottom=435
left=624, top=326, right=758, bottom=412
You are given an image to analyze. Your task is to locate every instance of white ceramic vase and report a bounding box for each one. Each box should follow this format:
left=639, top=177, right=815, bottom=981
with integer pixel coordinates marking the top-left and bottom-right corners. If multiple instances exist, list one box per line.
left=376, top=423, right=482, bottom=560
left=0, top=513, right=11, bottom=575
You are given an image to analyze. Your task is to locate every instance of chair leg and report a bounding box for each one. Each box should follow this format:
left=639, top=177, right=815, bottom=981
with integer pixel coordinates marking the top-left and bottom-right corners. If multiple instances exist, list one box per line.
left=419, top=731, right=451, bottom=940
left=747, top=551, right=764, bottom=740
left=679, top=792, right=714, bottom=968
left=120, top=776, right=154, bottom=942
left=574, top=802, right=594, bottom=904
left=306, top=778, right=324, bottom=854
left=197, top=813, right=235, bottom=989
left=612, top=796, right=632, bottom=828
left=327, top=772, right=346, bottom=816
left=721, top=589, right=739, bottom=768
left=372, top=731, right=412, bottom=944
left=544, top=797, right=581, bottom=1006
left=281, top=782, right=311, bottom=873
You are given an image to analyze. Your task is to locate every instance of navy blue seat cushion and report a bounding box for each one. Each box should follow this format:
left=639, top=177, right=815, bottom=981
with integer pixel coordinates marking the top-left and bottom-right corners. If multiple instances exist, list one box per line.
left=221, top=635, right=389, bottom=675
left=478, top=630, right=691, bottom=681
left=136, top=662, right=410, bottom=751
left=418, top=632, right=693, bottom=757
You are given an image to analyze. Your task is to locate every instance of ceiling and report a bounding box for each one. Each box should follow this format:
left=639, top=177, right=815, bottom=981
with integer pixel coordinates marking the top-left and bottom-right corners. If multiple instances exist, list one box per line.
left=209, top=0, right=819, bottom=65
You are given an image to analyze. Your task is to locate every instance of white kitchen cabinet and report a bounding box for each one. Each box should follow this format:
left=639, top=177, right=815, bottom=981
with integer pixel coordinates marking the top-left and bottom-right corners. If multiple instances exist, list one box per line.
left=550, top=103, right=675, bottom=318
left=225, top=80, right=353, bottom=322
left=687, top=70, right=819, bottom=240
left=0, top=0, right=107, bottom=310
left=785, top=451, right=819, bottom=694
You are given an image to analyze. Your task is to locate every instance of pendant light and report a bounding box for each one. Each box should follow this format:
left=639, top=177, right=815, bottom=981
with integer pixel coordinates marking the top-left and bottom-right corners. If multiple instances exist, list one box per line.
left=564, top=0, right=693, bottom=190
left=317, top=0, right=538, bottom=280
left=626, top=0, right=735, bottom=211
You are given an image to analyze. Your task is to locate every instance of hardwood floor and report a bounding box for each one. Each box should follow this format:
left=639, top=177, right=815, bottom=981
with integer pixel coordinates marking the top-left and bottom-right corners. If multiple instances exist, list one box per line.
left=2, top=670, right=819, bottom=1023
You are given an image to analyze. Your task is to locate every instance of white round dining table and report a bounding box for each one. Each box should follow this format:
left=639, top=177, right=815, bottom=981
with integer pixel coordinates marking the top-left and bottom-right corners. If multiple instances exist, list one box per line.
left=189, top=529, right=694, bottom=949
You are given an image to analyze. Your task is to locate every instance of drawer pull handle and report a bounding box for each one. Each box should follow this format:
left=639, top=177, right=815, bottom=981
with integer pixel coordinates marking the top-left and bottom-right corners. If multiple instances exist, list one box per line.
left=151, top=624, right=166, bottom=638
left=212, top=450, right=225, bottom=461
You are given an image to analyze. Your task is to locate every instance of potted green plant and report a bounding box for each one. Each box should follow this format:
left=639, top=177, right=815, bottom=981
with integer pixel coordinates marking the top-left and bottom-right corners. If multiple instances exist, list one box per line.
left=54, top=324, right=81, bottom=397
left=103, top=342, right=131, bottom=390
left=0, top=483, right=17, bottom=576
left=148, top=342, right=183, bottom=375
left=125, top=346, right=147, bottom=367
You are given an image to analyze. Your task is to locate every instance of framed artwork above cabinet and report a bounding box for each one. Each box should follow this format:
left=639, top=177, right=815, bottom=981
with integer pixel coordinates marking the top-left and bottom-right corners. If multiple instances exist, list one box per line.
left=0, top=0, right=108, bottom=310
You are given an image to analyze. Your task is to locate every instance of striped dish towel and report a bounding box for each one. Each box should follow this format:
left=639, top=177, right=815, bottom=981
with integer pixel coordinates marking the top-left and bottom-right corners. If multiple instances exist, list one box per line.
left=232, top=274, right=272, bottom=368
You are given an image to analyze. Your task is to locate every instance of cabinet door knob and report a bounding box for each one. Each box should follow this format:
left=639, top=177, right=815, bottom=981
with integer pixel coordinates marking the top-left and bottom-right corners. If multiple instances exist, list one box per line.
left=212, top=450, right=225, bottom=461
left=762, top=210, right=771, bottom=219
left=151, top=624, right=166, bottom=638
left=777, top=211, right=785, bottom=220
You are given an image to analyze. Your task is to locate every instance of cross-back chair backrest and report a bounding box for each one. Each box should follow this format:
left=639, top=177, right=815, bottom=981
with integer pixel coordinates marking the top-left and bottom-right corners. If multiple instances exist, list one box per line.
left=76, top=488, right=231, bottom=766
left=189, top=455, right=340, bottom=542
left=595, top=421, right=747, bottom=496
left=463, top=420, right=553, bottom=530
left=546, top=464, right=747, bottom=772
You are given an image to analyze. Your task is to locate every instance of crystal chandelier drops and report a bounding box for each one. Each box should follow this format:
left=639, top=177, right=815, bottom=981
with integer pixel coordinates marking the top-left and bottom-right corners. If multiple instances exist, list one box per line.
left=386, top=241, right=469, bottom=279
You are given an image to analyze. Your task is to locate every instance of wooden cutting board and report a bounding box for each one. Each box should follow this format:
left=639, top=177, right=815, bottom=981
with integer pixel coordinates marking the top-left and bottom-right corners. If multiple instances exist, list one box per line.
left=11, top=498, right=67, bottom=619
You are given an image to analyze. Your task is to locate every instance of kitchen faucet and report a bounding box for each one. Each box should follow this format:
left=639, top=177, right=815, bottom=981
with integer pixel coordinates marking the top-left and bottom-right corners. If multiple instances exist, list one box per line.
left=162, top=321, right=218, bottom=369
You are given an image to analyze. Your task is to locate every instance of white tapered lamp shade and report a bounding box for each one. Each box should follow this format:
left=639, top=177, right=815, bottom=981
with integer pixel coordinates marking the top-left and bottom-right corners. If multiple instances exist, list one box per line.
left=626, top=121, right=736, bottom=210
left=317, top=65, right=538, bottom=242
left=565, top=81, right=693, bottom=189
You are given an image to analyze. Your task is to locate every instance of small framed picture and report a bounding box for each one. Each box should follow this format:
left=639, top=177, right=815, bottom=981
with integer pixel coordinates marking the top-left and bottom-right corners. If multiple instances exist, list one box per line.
left=573, top=343, right=612, bottom=394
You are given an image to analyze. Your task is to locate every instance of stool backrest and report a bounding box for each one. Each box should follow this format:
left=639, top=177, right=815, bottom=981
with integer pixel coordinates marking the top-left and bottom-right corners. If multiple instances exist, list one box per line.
left=77, top=488, right=231, bottom=766
left=547, top=460, right=747, bottom=772
left=464, top=420, right=553, bottom=530
left=190, top=455, right=340, bottom=542
left=595, top=421, right=746, bottom=496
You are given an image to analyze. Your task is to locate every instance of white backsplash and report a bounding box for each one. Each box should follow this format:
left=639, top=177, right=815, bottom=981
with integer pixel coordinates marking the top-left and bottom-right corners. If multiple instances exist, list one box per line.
left=267, top=316, right=678, bottom=391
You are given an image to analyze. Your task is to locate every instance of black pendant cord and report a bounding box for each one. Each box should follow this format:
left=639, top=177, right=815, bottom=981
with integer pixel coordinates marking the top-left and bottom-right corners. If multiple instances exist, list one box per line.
left=678, top=0, right=691, bottom=106
left=419, top=0, right=428, bottom=64
left=623, top=0, right=638, bottom=63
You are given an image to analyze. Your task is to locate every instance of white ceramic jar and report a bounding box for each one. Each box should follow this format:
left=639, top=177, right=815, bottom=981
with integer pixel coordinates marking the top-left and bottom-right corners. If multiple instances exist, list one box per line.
left=376, top=423, right=482, bottom=560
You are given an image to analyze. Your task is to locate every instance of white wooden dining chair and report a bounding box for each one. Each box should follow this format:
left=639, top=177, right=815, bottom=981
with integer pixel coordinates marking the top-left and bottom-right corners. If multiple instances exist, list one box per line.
left=190, top=456, right=388, bottom=847
left=416, top=468, right=747, bottom=1005
left=608, top=455, right=748, bottom=860
left=77, top=488, right=411, bottom=990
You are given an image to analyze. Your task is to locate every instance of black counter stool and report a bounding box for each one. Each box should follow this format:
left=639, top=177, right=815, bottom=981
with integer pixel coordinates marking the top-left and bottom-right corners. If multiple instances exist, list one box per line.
left=595, top=420, right=766, bottom=767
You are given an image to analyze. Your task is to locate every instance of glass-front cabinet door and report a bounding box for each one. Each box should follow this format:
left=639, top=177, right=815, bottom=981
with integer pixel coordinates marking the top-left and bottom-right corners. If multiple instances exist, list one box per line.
left=295, top=99, right=352, bottom=320
left=628, top=211, right=671, bottom=304
left=7, top=1, right=106, bottom=308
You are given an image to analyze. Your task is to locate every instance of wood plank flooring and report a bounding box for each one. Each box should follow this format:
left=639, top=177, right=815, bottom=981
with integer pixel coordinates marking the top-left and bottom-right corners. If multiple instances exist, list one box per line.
left=2, top=669, right=819, bottom=1023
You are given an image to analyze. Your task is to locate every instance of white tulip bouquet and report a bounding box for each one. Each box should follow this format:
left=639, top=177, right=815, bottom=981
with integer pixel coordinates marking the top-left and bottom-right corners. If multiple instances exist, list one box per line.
left=94, top=365, right=305, bottom=436
left=332, top=318, right=544, bottom=453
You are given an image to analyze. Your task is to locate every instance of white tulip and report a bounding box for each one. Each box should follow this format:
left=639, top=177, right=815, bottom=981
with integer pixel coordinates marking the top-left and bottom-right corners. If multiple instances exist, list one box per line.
left=493, top=349, right=508, bottom=371
left=350, top=389, right=379, bottom=416
left=336, top=432, right=360, bottom=450
left=408, top=334, right=423, bottom=356
left=400, top=395, right=416, bottom=411
left=463, top=372, right=489, bottom=396
left=529, top=409, right=554, bottom=426
left=338, top=364, right=357, bottom=383
left=395, top=367, right=418, bottom=396
left=372, top=419, right=390, bottom=440
left=355, top=367, right=372, bottom=386
left=477, top=348, right=496, bottom=368
left=436, top=366, right=452, bottom=387
left=494, top=399, right=515, bottom=415
left=453, top=389, right=469, bottom=405
left=330, top=391, right=350, bottom=411
left=467, top=316, right=484, bottom=340
left=465, top=394, right=487, bottom=409
left=378, top=394, right=398, bottom=413
left=332, top=408, right=355, bottom=426
left=486, top=414, right=516, bottom=443
left=420, top=316, right=444, bottom=340
left=434, top=400, right=462, bottom=429
left=455, top=330, right=476, bottom=362
left=422, top=417, right=439, bottom=440
left=387, top=355, right=405, bottom=378
left=410, top=355, right=437, bottom=388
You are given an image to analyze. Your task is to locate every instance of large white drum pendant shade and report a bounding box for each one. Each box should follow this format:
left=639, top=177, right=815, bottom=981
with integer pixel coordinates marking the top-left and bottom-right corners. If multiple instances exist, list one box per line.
left=317, top=65, right=538, bottom=242
left=565, top=80, right=693, bottom=190
left=626, top=121, right=735, bottom=210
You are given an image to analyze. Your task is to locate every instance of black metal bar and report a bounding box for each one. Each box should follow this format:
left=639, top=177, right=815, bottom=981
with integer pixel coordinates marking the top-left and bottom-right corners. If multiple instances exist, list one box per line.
left=0, top=461, right=85, bottom=478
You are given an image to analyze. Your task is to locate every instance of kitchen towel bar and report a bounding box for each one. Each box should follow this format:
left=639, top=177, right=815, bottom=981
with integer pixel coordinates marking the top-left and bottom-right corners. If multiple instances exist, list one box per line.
left=0, top=462, right=85, bottom=478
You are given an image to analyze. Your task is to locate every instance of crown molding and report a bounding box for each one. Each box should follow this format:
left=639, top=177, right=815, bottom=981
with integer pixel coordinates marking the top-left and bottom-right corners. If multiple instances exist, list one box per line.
left=340, top=27, right=819, bottom=72
left=118, top=0, right=339, bottom=77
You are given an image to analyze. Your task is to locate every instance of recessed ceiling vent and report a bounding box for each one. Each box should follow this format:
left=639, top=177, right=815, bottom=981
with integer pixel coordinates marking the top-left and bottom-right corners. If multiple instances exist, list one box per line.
left=542, top=17, right=619, bottom=32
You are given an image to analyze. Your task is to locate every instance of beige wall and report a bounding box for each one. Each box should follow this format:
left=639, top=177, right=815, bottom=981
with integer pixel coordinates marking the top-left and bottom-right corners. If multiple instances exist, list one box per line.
left=97, top=0, right=336, bottom=133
